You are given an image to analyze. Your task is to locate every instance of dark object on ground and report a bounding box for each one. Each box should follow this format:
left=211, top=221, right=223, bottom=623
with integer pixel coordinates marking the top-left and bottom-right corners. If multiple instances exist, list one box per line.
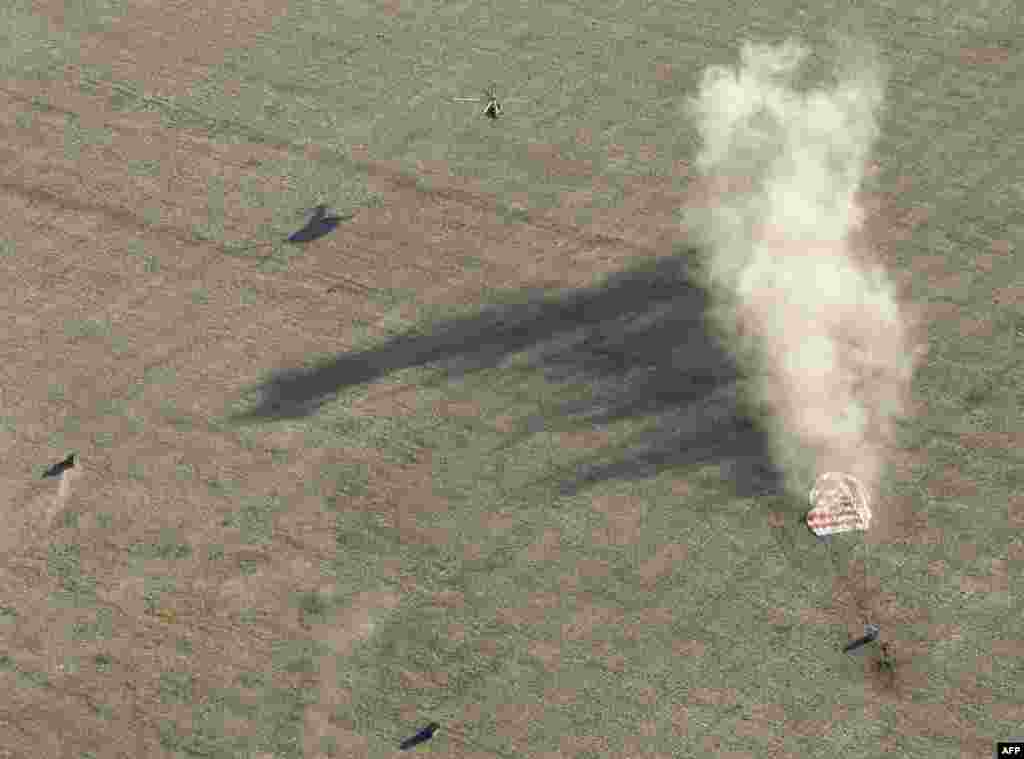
left=42, top=453, right=76, bottom=478
left=286, top=205, right=353, bottom=244
left=399, top=722, right=440, bottom=750
left=876, top=642, right=895, bottom=673
left=843, top=623, right=880, bottom=654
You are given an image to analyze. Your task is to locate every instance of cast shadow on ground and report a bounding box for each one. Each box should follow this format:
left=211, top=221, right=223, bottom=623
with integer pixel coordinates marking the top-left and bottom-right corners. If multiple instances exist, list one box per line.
left=286, top=205, right=355, bottom=244
left=232, top=250, right=784, bottom=498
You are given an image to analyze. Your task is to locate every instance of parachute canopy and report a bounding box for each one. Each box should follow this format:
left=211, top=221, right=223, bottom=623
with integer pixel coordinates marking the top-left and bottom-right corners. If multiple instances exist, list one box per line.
left=806, top=471, right=872, bottom=537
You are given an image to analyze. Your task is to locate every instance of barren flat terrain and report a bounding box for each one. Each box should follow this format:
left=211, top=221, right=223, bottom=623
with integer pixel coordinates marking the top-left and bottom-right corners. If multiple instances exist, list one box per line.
left=0, top=1, right=1020, bottom=758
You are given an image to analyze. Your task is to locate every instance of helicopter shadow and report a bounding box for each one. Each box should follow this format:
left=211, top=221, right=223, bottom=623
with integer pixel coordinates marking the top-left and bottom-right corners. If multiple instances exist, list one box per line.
left=286, top=204, right=354, bottom=244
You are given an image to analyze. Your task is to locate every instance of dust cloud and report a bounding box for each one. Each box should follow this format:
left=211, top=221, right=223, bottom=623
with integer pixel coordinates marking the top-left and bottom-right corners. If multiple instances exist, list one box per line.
left=683, top=39, right=921, bottom=505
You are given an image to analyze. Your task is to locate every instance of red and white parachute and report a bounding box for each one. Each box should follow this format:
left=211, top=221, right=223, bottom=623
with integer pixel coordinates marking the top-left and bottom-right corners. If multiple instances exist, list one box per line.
left=806, top=472, right=872, bottom=537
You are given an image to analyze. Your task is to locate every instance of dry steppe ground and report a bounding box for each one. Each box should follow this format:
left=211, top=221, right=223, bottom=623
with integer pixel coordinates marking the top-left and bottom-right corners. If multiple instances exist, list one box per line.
left=0, top=1, right=1021, bottom=758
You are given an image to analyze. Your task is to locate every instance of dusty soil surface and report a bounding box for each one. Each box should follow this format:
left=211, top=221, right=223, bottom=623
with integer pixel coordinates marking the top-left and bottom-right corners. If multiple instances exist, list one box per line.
left=0, top=58, right=692, bottom=757
left=0, top=17, right=1003, bottom=759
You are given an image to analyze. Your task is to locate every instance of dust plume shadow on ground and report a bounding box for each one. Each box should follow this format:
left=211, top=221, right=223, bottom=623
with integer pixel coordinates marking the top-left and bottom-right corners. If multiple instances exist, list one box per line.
left=232, top=251, right=784, bottom=498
